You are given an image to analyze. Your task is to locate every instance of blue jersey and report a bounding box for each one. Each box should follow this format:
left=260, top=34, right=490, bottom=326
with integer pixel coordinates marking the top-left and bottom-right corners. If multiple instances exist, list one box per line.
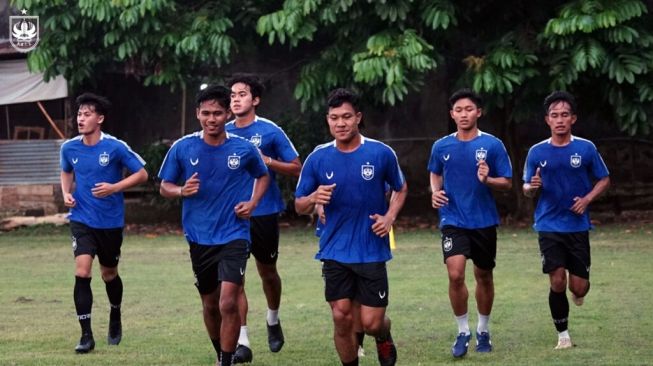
left=60, top=132, right=146, bottom=229
left=523, top=136, right=609, bottom=232
left=226, top=116, right=299, bottom=216
left=428, top=131, right=512, bottom=229
left=158, top=132, right=268, bottom=245
left=295, top=136, right=405, bottom=264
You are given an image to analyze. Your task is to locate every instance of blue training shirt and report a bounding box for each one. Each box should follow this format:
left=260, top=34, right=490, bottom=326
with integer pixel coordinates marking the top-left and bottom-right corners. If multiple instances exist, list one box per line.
left=428, top=131, right=512, bottom=229
left=158, top=132, right=268, bottom=245
left=225, top=116, right=299, bottom=216
left=60, top=132, right=146, bottom=229
left=295, top=136, right=405, bottom=264
left=523, top=136, right=609, bottom=232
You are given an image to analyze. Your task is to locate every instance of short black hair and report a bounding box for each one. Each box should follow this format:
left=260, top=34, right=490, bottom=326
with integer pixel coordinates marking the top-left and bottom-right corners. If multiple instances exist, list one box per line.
left=227, top=73, right=264, bottom=99
left=76, top=93, right=111, bottom=117
left=448, top=88, right=483, bottom=110
left=196, top=85, right=231, bottom=109
left=543, top=91, right=577, bottom=115
left=327, top=88, right=361, bottom=112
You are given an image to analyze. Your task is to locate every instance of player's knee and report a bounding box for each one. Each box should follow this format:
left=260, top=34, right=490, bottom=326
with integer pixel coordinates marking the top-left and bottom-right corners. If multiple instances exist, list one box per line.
left=219, top=296, right=238, bottom=315
left=101, top=270, right=118, bottom=282
left=331, top=307, right=352, bottom=326
left=448, top=271, right=465, bottom=286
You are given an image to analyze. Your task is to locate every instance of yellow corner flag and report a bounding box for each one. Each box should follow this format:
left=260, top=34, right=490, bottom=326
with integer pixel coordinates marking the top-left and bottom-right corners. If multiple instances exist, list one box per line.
left=389, top=225, right=396, bottom=250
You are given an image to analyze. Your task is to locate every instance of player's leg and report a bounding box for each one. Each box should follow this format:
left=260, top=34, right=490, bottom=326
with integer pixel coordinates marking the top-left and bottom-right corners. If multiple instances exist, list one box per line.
left=540, top=232, right=572, bottom=349
left=98, top=227, right=124, bottom=346
left=445, top=254, right=471, bottom=358
left=234, top=278, right=252, bottom=363
left=323, top=260, right=358, bottom=365
left=470, top=226, right=497, bottom=352
left=567, top=231, right=591, bottom=306
left=217, top=239, right=248, bottom=365
left=70, top=221, right=97, bottom=353
left=352, top=301, right=365, bottom=357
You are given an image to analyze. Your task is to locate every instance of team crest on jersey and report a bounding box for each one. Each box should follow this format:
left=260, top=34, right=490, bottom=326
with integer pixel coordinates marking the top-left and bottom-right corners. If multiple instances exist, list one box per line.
left=570, top=153, right=582, bottom=168
left=228, top=154, right=241, bottom=169
left=475, top=148, right=487, bottom=161
left=99, top=152, right=110, bottom=166
left=361, top=163, right=374, bottom=180
left=443, top=236, right=453, bottom=252
left=249, top=134, right=262, bottom=147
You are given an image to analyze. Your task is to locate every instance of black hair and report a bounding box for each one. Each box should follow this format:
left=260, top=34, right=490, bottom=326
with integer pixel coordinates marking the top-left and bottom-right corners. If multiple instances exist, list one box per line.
left=227, top=73, right=264, bottom=99
left=76, top=93, right=111, bottom=117
left=543, top=91, right=577, bottom=115
left=327, top=88, right=361, bottom=112
left=195, top=85, right=231, bottom=109
left=448, top=88, right=483, bottom=110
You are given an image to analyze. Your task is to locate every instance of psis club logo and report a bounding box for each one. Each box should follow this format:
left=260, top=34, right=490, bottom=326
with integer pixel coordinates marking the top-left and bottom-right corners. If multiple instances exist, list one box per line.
left=10, top=10, right=39, bottom=53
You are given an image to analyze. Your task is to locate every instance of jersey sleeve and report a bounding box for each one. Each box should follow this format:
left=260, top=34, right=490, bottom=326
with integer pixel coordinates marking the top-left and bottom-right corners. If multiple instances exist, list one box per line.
left=246, top=143, right=268, bottom=178
left=589, top=145, right=609, bottom=179
left=118, top=143, right=146, bottom=173
left=384, top=146, right=405, bottom=192
left=158, top=143, right=182, bottom=183
left=273, top=128, right=300, bottom=162
left=60, top=145, right=72, bottom=173
left=491, top=139, right=513, bottom=178
left=522, top=147, right=536, bottom=183
left=427, top=142, right=442, bottom=174
left=295, top=153, right=318, bottom=198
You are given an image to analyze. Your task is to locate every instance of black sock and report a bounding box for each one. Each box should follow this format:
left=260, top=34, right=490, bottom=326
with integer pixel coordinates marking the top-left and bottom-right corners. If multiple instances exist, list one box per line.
left=74, top=276, right=93, bottom=335
left=105, top=275, right=123, bottom=322
left=549, top=288, right=569, bottom=332
left=219, top=351, right=234, bottom=366
left=211, top=338, right=221, bottom=357
left=356, top=331, right=364, bottom=347
left=342, top=357, right=359, bottom=366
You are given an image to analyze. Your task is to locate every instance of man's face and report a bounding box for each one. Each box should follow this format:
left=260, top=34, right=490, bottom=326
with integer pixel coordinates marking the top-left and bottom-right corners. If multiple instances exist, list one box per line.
left=196, top=99, right=229, bottom=137
left=545, top=101, right=576, bottom=137
left=230, top=82, right=259, bottom=117
left=76, top=105, right=103, bottom=135
left=450, top=98, right=481, bottom=131
left=327, top=102, right=362, bottom=144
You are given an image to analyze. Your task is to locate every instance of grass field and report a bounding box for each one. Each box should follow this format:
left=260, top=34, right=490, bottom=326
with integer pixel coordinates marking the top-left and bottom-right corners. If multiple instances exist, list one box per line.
left=1, top=223, right=652, bottom=365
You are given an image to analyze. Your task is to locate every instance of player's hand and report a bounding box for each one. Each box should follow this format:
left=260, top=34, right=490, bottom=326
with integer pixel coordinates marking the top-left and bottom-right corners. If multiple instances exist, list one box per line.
left=369, top=213, right=392, bottom=237
left=529, top=167, right=542, bottom=190
left=477, top=159, right=489, bottom=184
left=311, top=184, right=336, bottom=205
left=234, top=201, right=256, bottom=219
left=570, top=196, right=590, bottom=215
left=63, top=193, right=76, bottom=208
left=316, top=204, right=326, bottom=224
left=431, top=190, right=448, bottom=209
left=92, top=182, right=116, bottom=198
left=182, top=172, right=200, bottom=197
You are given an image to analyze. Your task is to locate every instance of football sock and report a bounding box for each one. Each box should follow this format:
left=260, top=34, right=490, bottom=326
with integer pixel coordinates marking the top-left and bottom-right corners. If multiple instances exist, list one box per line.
left=342, top=357, right=359, bottom=366
left=455, top=313, right=470, bottom=335
left=211, top=338, right=221, bottom=357
left=238, top=325, right=250, bottom=347
left=558, top=330, right=570, bottom=340
left=356, top=331, right=365, bottom=347
left=267, top=308, right=279, bottom=326
left=105, top=275, right=123, bottom=322
left=477, top=312, right=490, bottom=334
left=549, top=288, right=569, bottom=332
left=219, top=350, right=234, bottom=366
left=74, top=276, right=93, bottom=335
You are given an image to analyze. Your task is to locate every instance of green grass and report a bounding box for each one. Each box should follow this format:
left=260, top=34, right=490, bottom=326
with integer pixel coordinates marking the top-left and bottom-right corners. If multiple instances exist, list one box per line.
left=1, top=224, right=652, bottom=365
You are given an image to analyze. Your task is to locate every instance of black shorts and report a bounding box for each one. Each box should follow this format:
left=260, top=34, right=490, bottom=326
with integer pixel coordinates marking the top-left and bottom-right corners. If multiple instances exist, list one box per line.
left=250, top=214, right=280, bottom=265
left=440, top=226, right=497, bottom=270
left=321, top=260, right=389, bottom=308
left=538, top=231, right=591, bottom=279
left=189, top=239, right=249, bottom=294
left=70, top=221, right=123, bottom=268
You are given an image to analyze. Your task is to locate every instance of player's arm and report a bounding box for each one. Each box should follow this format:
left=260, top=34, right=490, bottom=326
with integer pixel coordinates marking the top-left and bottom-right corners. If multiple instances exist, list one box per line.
left=370, top=182, right=408, bottom=237
left=234, top=173, right=271, bottom=219
left=159, top=172, right=200, bottom=198
left=261, top=155, right=302, bottom=178
left=523, top=167, right=542, bottom=198
left=430, top=172, right=448, bottom=208
left=295, top=184, right=337, bottom=215
left=61, top=171, right=76, bottom=207
left=570, top=176, right=611, bottom=215
left=92, top=168, right=148, bottom=198
left=476, top=159, right=512, bottom=191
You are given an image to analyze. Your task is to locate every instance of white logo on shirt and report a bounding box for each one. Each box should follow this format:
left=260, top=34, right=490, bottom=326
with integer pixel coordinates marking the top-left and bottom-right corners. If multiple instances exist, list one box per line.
left=378, top=291, right=386, bottom=299
left=250, top=134, right=262, bottom=147
left=443, top=154, right=450, bottom=161
left=326, top=171, right=334, bottom=179
left=539, top=161, right=547, bottom=167
left=99, top=152, right=109, bottom=166
left=570, top=153, right=582, bottom=168
left=72, top=158, right=78, bottom=164
left=475, top=148, right=487, bottom=161
left=361, top=163, right=374, bottom=180
left=228, top=154, right=241, bottom=169
left=190, top=158, right=199, bottom=166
